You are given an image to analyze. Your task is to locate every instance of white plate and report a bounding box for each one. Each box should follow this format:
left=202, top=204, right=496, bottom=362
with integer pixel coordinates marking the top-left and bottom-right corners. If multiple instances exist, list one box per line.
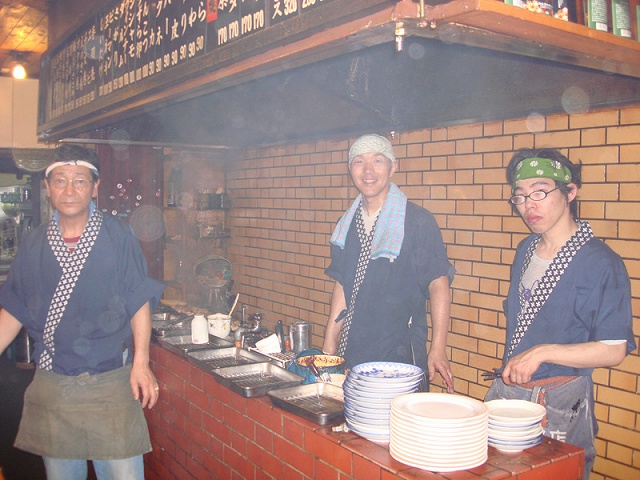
left=350, top=362, right=424, bottom=380
left=344, top=405, right=390, bottom=421
left=391, top=409, right=489, bottom=430
left=389, top=444, right=487, bottom=472
left=345, top=409, right=390, bottom=426
left=344, top=392, right=394, bottom=406
left=344, top=378, right=421, bottom=394
left=390, top=428, right=487, bottom=448
left=391, top=436, right=487, bottom=458
left=488, top=425, right=543, bottom=440
left=489, top=434, right=543, bottom=447
left=346, top=418, right=389, bottom=435
left=343, top=383, right=417, bottom=399
left=390, top=413, right=488, bottom=436
left=392, top=393, right=488, bottom=422
left=489, top=437, right=542, bottom=453
left=344, top=399, right=391, bottom=413
left=485, top=399, right=546, bottom=425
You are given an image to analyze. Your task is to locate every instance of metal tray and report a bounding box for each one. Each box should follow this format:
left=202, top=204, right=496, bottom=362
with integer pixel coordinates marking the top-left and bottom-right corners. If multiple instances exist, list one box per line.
left=267, top=382, right=345, bottom=426
left=212, top=362, right=304, bottom=397
left=153, top=327, right=191, bottom=340
left=186, top=347, right=268, bottom=370
left=152, top=313, right=192, bottom=337
left=158, top=334, right=233, bottom=356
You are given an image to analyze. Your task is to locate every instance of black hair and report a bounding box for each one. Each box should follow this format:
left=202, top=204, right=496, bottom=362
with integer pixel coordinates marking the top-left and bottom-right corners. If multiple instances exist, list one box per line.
left=506, top=148, right=582, bottom=218
left=51, top=144, right=100, bottom=181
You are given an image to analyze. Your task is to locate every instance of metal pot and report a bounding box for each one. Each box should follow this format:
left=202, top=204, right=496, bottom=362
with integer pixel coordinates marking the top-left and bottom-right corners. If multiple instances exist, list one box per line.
left=289, top=321, right=312, bottom=354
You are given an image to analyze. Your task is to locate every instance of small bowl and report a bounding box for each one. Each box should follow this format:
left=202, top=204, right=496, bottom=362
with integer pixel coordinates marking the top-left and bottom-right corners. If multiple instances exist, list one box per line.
left=207, top=313, right=231, bottom=338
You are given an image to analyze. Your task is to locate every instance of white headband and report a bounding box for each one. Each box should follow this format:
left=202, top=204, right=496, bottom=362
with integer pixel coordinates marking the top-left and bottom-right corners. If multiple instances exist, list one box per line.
left=45, top=160, right=99, bottom=178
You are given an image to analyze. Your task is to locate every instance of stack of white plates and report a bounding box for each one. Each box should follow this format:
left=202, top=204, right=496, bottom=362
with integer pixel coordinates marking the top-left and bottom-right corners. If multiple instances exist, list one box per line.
left=485, top=399, right=546, bottom=453
left=343, top=362, right=424, bottom=444
left=389, top=393, right=489, bottom=472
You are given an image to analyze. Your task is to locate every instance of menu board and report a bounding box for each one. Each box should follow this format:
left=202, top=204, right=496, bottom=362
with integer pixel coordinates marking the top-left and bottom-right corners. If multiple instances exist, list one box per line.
left=40, top=0, right=336, bottom=126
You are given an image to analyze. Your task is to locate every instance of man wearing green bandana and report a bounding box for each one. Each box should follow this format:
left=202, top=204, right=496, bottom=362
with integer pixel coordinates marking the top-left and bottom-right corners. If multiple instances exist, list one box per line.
left=485, top=148, right=635, bottom=479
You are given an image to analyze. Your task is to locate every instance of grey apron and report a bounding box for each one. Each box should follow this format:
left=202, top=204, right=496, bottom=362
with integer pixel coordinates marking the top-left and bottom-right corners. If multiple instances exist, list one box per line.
left=15, top=365, right=151, bottom=460
left=486, top=375, right=596, bottom=480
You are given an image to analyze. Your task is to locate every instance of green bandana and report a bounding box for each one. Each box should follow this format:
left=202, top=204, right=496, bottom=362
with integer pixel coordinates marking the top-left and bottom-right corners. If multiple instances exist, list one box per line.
left=513, top=157, right=572, bottom=188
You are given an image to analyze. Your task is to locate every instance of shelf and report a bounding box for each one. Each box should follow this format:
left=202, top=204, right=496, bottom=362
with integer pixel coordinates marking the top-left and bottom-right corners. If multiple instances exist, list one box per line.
left=419, top=0, right=640, bottom=78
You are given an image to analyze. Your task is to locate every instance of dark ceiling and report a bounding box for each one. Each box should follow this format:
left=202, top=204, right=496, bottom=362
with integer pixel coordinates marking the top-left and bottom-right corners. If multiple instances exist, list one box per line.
left=105, top=36, right=640, bottom=150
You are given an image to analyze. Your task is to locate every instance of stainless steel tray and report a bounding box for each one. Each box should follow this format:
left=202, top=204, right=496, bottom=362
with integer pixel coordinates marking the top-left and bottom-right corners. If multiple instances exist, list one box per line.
left=158, top=334, right=233, bottom=356
left=212, top=362, right=304, bottom=397
left=152, top=313, right=192, bottom=337
left=153, top=327, right=191, bottom=338
left=267, top=382, right=345, bottom=425
left=186, top=347, right=268, bottom=370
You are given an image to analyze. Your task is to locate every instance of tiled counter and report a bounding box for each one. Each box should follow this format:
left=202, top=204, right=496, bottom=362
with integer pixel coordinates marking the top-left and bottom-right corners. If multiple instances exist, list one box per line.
left=145, top=344, right=584, bottom=480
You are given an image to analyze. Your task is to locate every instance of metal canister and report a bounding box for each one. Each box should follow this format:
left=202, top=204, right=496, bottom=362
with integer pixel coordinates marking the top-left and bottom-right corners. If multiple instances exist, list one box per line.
left=289, top=321, right=312, bottom=354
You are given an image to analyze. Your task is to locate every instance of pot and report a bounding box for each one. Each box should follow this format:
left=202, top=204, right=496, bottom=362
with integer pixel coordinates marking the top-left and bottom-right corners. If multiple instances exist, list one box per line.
left=207, top=313, right=231, bottom=338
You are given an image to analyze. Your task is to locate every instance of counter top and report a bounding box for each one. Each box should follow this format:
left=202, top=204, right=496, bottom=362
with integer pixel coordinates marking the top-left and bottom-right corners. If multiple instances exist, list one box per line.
left=145, top=343, right=584, bottom=480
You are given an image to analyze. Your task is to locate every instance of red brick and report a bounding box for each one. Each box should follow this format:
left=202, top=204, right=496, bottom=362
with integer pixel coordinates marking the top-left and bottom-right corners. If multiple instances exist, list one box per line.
left=353, top=453, right=383, bottom=480
left=184, top=382, right=209, bottom=412
left=304, top=429, right=352, bottom=475
left=247, top=440, right=283, bottom=478
left=224, top=404, right=256, bottom=441
left=517, top=453, right=583, bottom=480
left=273, top=435, right=315, bottom=478
left=315, top=459, right=340, bottom=480
left=224, top=444, right=255, bottom=479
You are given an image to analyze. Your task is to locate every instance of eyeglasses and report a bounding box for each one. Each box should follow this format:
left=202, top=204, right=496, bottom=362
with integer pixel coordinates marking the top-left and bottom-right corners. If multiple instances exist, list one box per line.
left=509, top=186, right=559, bottom=205
left=49, top=177, right=93, bottom=191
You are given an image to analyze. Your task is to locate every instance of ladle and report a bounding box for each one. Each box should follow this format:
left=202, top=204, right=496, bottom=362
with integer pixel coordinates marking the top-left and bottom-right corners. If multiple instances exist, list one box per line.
left=228, top=293, right=240, bottom=317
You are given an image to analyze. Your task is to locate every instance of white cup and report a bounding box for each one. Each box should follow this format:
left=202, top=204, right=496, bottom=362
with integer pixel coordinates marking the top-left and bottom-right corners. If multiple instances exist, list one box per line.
left=207, top=313, right=231, bottom=339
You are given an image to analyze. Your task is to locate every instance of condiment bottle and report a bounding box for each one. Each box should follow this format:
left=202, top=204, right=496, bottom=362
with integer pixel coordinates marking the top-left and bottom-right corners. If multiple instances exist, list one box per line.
left=191, top=315, right=208, bottom=344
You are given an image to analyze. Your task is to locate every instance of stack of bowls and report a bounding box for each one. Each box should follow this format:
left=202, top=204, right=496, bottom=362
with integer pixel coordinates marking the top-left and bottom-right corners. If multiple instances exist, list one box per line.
left=485, top=399, right=546, bottom=453
left=343, top=362, right=424, bottom=444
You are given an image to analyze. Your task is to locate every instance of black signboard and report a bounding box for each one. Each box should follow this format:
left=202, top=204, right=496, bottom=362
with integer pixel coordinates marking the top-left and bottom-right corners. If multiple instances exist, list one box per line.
left=40, top=0, right=336, bottom=127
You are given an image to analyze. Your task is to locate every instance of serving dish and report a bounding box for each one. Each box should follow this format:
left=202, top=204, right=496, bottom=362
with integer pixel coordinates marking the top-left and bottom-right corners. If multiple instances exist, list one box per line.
left=158, top=334, right=233, bottom=356
left=212, top=362, right=304, bottom=397
left=268, top=382, right=344, bottom=425
left=186, top=347, right=268, bottom=370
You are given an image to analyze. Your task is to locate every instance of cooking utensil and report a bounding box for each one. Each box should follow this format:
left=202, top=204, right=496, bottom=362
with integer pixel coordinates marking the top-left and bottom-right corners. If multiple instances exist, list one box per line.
left=228, top=293, right=240, bottom=317
left=290, top=321, right=312, bottom=353
left=308, top=357, right=332, bottom=383
left=481, top=369, right=502, bottom=381
left=275, top=320, right=286, bottom=353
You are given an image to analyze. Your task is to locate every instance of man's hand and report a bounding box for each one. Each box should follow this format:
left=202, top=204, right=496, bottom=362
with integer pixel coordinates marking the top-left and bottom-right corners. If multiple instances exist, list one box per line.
left=130, top=362, right=159, bottom=409
left=428, top=349, right=454, bottom=393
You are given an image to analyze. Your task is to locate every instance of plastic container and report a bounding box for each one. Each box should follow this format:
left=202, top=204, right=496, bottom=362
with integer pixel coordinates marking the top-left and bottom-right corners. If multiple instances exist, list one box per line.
left=191, top=315, right=209, bottom=344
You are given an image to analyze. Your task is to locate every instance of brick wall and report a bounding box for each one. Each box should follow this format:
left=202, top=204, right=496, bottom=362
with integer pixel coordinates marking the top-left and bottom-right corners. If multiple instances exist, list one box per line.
left=223, top=104, right=640, bottom=480
left=146, top=343, right=584, bottom=480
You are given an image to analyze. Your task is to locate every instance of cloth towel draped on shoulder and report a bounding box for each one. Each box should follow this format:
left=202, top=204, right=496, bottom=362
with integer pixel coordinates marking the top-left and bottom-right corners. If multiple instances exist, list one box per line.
left=330, top=183, right=407, bottom=260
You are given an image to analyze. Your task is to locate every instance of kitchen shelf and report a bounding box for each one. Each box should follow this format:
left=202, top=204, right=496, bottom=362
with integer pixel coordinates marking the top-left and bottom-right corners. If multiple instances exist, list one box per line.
left=418, top=0, right=640, bottom=78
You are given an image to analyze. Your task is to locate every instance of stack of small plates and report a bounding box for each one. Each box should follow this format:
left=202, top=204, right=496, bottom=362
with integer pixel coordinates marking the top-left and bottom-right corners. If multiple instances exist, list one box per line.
left=343, top=362, right=424, bottom=444
left=389, top=393, right=489, bottom=472
left=485, top=399, right=546, bottom=453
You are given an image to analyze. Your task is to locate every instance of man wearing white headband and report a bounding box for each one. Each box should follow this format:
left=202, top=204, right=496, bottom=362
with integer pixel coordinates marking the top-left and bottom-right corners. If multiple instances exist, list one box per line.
left=485, top=148, right=634, bottom=479
left=0, top=144, right=164, bottom=480
left=323, top=134, right=455, bottom=393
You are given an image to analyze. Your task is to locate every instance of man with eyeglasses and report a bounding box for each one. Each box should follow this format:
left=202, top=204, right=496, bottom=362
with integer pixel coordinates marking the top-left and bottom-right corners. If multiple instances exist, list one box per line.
left=485, top=148, right=635, bottom=479
left=0, top=145, right=164, bottom=480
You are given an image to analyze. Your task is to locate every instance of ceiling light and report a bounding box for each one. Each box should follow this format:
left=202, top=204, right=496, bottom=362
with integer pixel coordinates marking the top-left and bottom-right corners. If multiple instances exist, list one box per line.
left=12, top=63, right=26, bottom=80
